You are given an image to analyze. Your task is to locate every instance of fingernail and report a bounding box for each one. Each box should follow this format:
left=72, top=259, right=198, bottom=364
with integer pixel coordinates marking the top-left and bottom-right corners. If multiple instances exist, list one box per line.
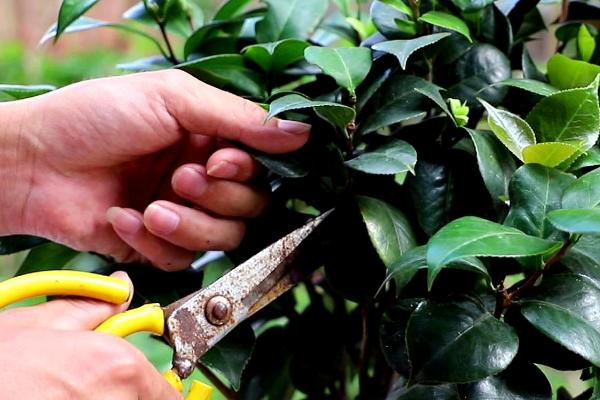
left=106, top=207, right=143, bottom=235
left=277, top=119, right=311, bottom=135
left=207, top=160, right=239, bottom=179
left=145, top=203, right=180, bottom=235
left=178, top=166, right=208, bottom=198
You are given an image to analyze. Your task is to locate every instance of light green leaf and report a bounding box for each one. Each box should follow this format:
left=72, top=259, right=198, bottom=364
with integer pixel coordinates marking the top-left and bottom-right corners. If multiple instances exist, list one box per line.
left=0, top=84, right=55, bottom=102
left=492, top=79, right=559, bottom=97
left=563, top=167, right=600, bottom=208
left=267, top=94, right=355, bottom=130
left=357, top=196, right=416, bottom=268
left=304, top=46, right=372, bottom=96
left=426, top=216, right=561, bottom=289
left=547, top=54, right=600, bottom=90
left=419, top=11, right=472, bottom=43
left=526, top=77, right=600, bottom=151
left=380, top=0, right=413, bottom=16
left=56, top=0, right=100, bottom=41
left=243, top=39, right=308, bottom=72
left=213, top=0, right=253, bottom=20
left=480, top=99, right=536, bottom=161
left=547, top=208, right=600, bottom=234
left=373, top=33, right=451, bottom=69
left=256, top=0, right=328, bottom=43
left=523, top=142, right=581, bottom=168
left=346, top=139, right=417, bottom=175
left=578, top=24, right=596, bottom=63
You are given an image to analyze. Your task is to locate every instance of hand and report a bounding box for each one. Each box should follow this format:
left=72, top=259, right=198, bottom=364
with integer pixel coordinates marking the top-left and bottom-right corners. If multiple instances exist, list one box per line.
left=0, top=70, right=310, bottom=269
left=0, top=272, right=181, bottom=400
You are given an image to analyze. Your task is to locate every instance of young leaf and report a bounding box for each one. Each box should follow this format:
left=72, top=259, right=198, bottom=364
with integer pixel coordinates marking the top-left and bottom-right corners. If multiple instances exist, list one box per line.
left=213, top=0, right=253, bottom=20
left=345, top=140, right=417, bottom=175
left=267, top=94, right=355, bottom=130
left=419, top=11, right=472, bottom=43
left=466, top=129, right=517, bottom=207
left=547, top=54, right=600, bottom=90
left=372, top=33, right=451, bottom=69
left=526, top=78, right=600, bottom=151
left=479, top=99, right=536, bottom=161
left=56, top=0, right=100, bottom=41
left=578, top=24, right=596, bottom=63
left=406, top=298, right=518, bottom=385
left=243, top=39, right=309, bottom=72
left=304, top=47, right=373, bottom=96
left=426, top=216, right=561, bottom=288
left=357, top=196, right=416, bottom=268
left=521, top=273, right=600, bottom=366
left=492, top=79, right=558, bottom=97
left=256, top=0, right=328, bottom=43
left=0, top=236, right=48, bottom=256
left=562, top=167, right=600, bottom=209
left=547, top=208, right=600, bottom=234
left=0, top=84, right=55, bottom=102
left=523, top=142, right=581, bottom=168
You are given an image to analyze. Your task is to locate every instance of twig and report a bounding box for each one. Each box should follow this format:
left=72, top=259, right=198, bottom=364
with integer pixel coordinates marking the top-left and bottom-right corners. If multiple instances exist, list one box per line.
left=357, top=304, right=372, bottom=398
left=157, top=22, right=179, bottom=64
left=494, top=278, right=508, bottom=318
left=197, top=363, right=237, bottom=400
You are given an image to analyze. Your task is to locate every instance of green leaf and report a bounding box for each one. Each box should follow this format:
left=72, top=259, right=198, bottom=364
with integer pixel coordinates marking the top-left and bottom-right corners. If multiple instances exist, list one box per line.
left=479, top=99, right=536, bottom=161
left=16, top=243, right=79, bottom=276
left=416, top=85, right=455, bottom=124
left=521, top=273, right=600, bottom=366
left=0, top=236, right=48, bottom=256
left=123, top=1, right=204, bottom=38
left=523, top=142, right=581, bottom=168
left=562, top=167, right=600, bottom=208
left=0, top=84, right=55, bottom=102
left=201, top=324, right=255, bottom=391
left=266, top=94, right=355, bottom=130
left=426, top=216, right=560, bottom=289
left=116, top=55, right=171, bottom=72
left=526, top=78, right=600, bottom=151
left=56, top=0, right=100, bottom=41
left=570, top=147, right=600, bottom=171
left=304, top=47, right=372, bottom=96
left=357, top=196, right=416, bottom=268
left=579, top=24, right=596, bottom=62
left=370, top=0, right=414, bottom=39
left=243, top=39, right=309, bottom=72
left=492, top=79, right=558, bottom=97
left=213, top=0, right=252, bottom=20
left=562, top=235, right=600, bottom=282
left=252, top=153, right=309, bottom=178
left=466, top=129, right=517, bottom=207
left=346, top=140, right=417, bottom=175
left=419, top=11, right=472, bottom=43
left=391, top=384, right=460, bottom=399
left=504, top=164, right=575, bottom=239
left=522, top=47, right=546, bottom=82
left=547, top=208, right=600, bottom=234
left=256, top=0, right=328, bottom=43
left=380, top=0, right=413, bottom=16
left=547, top=54, right=600, bottom=90
left=450, top=0, right=493, bottom=12
left=406, top=298, right=518, bottom=385
left=372, top=33, right=451, bottom=69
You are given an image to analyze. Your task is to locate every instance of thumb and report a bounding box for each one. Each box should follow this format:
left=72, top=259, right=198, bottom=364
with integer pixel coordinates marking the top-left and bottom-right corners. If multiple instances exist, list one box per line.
left=0, top=271, right=134, bottom=331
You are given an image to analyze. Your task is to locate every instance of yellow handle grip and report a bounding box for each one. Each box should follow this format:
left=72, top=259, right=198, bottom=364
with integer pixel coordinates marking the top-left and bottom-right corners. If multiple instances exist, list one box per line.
left=95, top=303, right=165, bottom=337
left=0, top=271, right=130, bottom=309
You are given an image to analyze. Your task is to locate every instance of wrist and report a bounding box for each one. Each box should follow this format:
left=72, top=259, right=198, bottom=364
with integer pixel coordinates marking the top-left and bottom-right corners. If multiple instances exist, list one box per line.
left=0, top=100, right=36, bottom=236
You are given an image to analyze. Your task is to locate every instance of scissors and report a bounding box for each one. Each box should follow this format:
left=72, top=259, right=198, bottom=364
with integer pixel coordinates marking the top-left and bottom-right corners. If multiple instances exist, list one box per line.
left=0, top=210, right=332, bottom=399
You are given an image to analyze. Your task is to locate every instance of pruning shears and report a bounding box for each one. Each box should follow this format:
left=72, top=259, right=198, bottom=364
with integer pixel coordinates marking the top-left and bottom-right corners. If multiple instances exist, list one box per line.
left=0, top=211, right=331, bottom=399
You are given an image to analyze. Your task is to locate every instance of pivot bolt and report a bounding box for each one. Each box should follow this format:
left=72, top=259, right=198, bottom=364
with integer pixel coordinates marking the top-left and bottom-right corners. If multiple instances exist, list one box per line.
left=205, top=295, right=232, bottom=326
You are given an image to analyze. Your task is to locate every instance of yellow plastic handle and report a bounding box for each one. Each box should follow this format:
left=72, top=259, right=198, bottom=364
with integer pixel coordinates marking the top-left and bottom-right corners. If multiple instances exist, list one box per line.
left=95, top=303, right=165, bottom=337
left=0, top=271, right=130, bottom=309
left=186, top=380, right=213, bottom=400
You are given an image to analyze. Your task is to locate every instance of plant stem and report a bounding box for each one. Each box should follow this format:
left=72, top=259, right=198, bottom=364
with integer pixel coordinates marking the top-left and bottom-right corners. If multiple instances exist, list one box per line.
left=158, top=22, right=179, bottom=64
left=357, top=304, right=371, bottom=398
left=197, top=363, right=237, bottom=400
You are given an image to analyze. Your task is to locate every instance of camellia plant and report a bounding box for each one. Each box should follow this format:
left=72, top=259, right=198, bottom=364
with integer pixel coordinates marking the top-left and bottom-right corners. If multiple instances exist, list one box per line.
left=5, top=0, right=600, bottom=398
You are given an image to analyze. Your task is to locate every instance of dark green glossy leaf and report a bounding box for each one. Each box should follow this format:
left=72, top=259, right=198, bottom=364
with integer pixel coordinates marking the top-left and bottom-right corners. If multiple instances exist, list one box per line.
left=406, top=298, right=518, bottom=384
left=16, top=243, right=79, bottom=276
left=0, top=84, right=55, bottom=102
left=426, top=216, right=560, bottom=288
left=466, top=129, right=517, bottom=206
left=492, top=79, right=558, bottom=97
left=213, top=0, right=252, bottom=20
left=357, top=196, right=416, bottom=268
left=514, top=7, right=545, bottom=42
left=523, top=142, right=581, bottom=168
left=526, top=77, right=600, bottom=151
left=201, top=324, right=255, bottom=391
left=419, top=11, right=472, bottom=42
left=414, top=83, right=455, bottom=124
left=480, top=4, right=512, bottom=54
left=522, top=47, right=546, bottom=82
left=56, top=0, right=99, bottom=41
left=304, top=46, right=372, bottom=96
left=390, top=384, right=460, bottom=399
left=0, top=236, right=48, bottom=255
left=504, top=164, right=575, bottom=239
left=451, top=0, right=493, bottom=12
left=252, top=153, right=308, bottom=178
left=346, top=139, right=417, bottom=175
left=267, top=94, right=355, bottom=130
left=547, top=208, right=600, bottom=234
left=547, top=54, right=600, bottom=90
left=562, top=235, right=600, bottom=282
left=370, top=0, right=414, bottom=39
left=255, top=0, right=328, bottom=43
left=521, top=273, right=600, bottom=366
left=562, top=167, right=600, bottom=208
left=570, top=147, right=600, bottom=171
left=372, top=33, right=451, bottom=69
left=243, top=39, right=308, bottom=72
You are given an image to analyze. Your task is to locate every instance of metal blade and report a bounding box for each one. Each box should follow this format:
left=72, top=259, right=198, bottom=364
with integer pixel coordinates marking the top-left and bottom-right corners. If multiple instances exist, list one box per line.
left=164, top=210, right=332, bottom=378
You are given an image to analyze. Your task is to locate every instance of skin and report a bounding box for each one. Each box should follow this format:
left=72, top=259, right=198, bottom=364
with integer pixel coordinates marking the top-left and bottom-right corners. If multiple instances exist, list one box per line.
left=0, top=70, right=311, bottom=398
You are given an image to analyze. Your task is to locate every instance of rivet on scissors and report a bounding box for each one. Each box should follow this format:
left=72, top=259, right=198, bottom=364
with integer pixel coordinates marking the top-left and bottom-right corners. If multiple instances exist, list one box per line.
left=205, top=295, right=232, bottom=326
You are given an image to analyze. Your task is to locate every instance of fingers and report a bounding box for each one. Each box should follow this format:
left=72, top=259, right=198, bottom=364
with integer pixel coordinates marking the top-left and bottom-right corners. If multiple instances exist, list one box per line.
left=0, top=272, right=133, bottom=331
left=171, top=164, right=269, bottom=218
left=160, top=70, right=311, bottom=153
left=206, top=147, right=262, bottom=182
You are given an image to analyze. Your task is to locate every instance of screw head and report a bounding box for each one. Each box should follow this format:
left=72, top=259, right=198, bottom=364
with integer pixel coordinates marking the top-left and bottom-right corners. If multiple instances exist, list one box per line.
left=205, top=295, right=232, bottom=326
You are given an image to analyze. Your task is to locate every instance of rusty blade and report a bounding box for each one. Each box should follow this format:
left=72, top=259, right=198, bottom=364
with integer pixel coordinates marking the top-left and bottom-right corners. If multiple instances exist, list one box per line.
left=164, top=210, right=332, bottom=378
